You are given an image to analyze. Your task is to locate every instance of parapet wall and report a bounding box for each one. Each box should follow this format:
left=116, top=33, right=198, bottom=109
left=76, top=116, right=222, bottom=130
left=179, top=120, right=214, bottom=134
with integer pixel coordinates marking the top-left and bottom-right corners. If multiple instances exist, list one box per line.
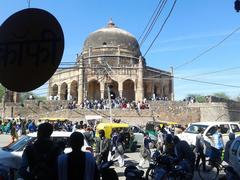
left=0, top=100, right=239, bottom=124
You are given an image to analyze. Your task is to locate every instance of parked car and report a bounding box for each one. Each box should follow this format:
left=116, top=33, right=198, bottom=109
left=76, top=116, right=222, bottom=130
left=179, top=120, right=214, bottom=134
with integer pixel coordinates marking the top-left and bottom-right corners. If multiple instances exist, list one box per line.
left=0, top=130, right=92, bottom=170
left=177, top=121, right=240, bottom=147
left=228, top=135, right=240, bottom=177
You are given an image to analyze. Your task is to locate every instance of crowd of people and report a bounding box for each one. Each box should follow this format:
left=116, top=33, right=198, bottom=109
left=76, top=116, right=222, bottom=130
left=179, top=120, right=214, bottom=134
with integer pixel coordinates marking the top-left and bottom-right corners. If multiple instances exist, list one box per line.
left=1, top=117, right=237, bottom=180
left=51, top=95, right=171, bottom=111
left=137, top=124, right=236, bottom=177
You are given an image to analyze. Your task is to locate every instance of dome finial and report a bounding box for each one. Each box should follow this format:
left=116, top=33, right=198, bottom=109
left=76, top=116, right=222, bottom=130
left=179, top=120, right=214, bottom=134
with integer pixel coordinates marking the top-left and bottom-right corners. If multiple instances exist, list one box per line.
left=107, top=18, right=115, bottom=28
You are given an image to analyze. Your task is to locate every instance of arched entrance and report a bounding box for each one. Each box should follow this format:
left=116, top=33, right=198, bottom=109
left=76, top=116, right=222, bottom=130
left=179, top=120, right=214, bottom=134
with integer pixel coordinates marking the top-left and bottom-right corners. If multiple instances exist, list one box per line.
left=88, top=80, right=100, bottom=100
left=51, top=84, right=58, bottom=97
left=104, top=80, right=119, bottom=99
left=60, top=83, right=68, bottom=100
left=70, top=80, right=78, bottom=102
left=122, top=79, right=135, bottom=101
left=154, top=82, right=163, bottom=97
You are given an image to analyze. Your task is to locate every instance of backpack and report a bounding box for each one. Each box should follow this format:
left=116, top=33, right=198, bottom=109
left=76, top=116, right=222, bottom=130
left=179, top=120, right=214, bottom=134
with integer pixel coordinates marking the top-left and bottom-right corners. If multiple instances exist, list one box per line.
left=27, top=144, right=57, bottom=180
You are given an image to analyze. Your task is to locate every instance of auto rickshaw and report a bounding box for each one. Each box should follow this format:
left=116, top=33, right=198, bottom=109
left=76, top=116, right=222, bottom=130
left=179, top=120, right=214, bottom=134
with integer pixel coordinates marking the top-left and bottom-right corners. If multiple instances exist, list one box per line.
left=96, top=123, right=139, bottom=152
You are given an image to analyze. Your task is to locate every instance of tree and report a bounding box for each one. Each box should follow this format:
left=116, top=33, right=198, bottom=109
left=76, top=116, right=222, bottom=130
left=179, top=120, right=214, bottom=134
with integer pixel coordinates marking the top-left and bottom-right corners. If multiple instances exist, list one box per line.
left=0, top=84, right=5, bottom=102
left=186, top=94, right=206, bottom=103
left=19, top=92, right=46, bottom=103
left=213, top=92, right=230, bottom=100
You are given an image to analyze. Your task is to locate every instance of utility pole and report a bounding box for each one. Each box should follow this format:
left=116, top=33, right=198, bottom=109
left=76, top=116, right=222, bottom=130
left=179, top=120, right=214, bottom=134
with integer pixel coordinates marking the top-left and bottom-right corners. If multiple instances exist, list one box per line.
left=107, top=84, right=112, bottom=123
left=97, top=61, right=113, bottom=123
left=27, top=0, right=31, bottom=8
left=170, top=66, right=175, bottom=101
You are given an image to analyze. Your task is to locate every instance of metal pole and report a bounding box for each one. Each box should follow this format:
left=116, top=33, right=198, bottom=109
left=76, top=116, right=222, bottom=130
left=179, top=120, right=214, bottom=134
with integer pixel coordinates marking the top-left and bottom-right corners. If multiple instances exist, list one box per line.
left=27, top=0, right=31, bottom=8
left=170, top=66, right=175, bottom=101
left=108, top=85, right=112, bottom=123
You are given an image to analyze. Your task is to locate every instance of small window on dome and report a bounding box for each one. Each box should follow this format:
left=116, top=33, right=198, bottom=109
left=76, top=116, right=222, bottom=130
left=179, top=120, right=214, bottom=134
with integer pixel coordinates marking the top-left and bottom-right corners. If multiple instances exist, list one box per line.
left=103, top=42, right=107, bottom=45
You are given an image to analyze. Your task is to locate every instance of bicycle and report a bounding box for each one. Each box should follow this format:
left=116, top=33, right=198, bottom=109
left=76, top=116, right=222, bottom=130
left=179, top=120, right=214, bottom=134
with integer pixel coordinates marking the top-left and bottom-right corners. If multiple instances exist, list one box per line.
left=198, top=157, right=225, bottom=180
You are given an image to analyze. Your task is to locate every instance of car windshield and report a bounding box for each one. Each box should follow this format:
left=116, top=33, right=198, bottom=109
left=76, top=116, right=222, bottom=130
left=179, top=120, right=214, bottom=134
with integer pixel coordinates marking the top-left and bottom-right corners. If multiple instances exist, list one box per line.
left=185, top=124, right=208, bottom=134
left=3, top=135, right=35, bottom=152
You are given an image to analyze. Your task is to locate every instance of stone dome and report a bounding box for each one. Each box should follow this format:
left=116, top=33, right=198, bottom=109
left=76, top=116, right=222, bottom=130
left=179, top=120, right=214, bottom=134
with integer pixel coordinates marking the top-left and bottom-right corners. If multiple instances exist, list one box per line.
left=83, top=20, right=141, bottom=58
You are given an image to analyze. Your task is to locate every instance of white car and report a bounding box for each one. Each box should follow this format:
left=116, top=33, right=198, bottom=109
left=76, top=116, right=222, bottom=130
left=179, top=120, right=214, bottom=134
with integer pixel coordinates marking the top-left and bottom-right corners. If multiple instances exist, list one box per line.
left=0, top=131, right=92, bottom=170
left=229, top=136, right=240, bottom=177
left=177, top=121, right=240, bottom=147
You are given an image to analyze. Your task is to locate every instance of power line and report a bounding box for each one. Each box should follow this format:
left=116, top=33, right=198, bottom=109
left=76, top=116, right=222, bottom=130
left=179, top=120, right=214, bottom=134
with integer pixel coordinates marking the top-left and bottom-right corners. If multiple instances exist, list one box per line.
left=139, top=0, right=168, bottom=46
left=174, top=26, right=240, bottom=70
left=183, top=65, right=240, bottom=78
left=32, top=74, right=240, bottom=97
left=37, top=72, right=240, bottom=93
left=138, top=0, right=163, bottom=41
left=143, top=73, right=240, bottom=88
left=143, top=0, right=178, bottom=57
left=174, top=76, right=240, bottom=88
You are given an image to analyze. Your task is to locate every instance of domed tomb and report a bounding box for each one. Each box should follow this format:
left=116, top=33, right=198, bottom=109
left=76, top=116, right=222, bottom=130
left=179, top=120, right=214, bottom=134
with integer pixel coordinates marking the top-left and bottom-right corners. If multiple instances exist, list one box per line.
left=82, top=20, right=141, bottom=62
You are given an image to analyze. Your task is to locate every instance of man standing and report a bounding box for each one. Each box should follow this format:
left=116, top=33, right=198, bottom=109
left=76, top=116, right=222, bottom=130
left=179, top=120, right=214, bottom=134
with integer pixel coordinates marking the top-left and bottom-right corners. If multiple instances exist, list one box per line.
left=195, top=128, right=205, bottom=170
left=18, top=123, right=61, bottom=180
left=58, top=132, right=99, bottom=180
left=155, top=125, right=163, bottom=152
left=224, top=133, right=235, bottom=163
left=115, top=129, right=125, bottom=167
left=138, top=132, right=151, bottom=168
left=95, top=130, right=110, bottom=165
left=211, top=126, right=224, bottom=161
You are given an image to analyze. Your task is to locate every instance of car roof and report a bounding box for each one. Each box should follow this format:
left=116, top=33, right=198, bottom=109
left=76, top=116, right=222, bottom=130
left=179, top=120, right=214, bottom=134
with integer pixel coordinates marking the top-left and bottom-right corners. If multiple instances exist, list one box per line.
left=27, top=130, right=86, bottom=137
left=190, top=121, right=240, bottom=126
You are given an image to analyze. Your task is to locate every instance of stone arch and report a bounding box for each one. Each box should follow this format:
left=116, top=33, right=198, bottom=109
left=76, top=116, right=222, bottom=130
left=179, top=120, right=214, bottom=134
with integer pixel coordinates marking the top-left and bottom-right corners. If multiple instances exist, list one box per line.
left=51, top=84, right=58, bottom=96
left=104, top=80, right=119, bottom=99
left=88, top=80, right=100, bottom=100
left=60, top=82, right=68, bottom=100
left=70, top=80, right=78, bottom=102
left=122, top=79, right=135, bottom=101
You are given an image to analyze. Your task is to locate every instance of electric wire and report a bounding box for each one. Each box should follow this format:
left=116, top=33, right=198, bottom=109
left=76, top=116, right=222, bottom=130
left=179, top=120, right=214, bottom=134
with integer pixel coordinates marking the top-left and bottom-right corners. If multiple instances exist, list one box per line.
left=183, top=66, right=240, bottom=78
left=139, top=0, right=168, bottom=46
left=174, top=26, right=240, bottom=70
left=143, top=0, right=177, bottom=57
left=138, top=0, right=163, bottom=41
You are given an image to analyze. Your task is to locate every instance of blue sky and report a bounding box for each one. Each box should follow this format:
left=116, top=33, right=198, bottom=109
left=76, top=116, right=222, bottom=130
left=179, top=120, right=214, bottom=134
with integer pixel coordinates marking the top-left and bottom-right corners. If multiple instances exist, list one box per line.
left=1, top=0, right=240, bottom=100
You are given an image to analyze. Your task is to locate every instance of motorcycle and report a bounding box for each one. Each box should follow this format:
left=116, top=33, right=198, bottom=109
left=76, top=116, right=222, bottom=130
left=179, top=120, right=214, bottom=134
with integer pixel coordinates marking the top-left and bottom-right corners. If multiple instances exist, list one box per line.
left=124, top=165, right=145, bottom=180
left=145, top=151, right=192, bottom=180
left=98, top=160, right=118, bottom=180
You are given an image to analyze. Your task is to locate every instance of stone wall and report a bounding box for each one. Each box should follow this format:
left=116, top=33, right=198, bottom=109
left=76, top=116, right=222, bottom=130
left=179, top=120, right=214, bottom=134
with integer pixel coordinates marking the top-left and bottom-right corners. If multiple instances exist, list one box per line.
left=1, top=100, right=239, bottom=125
left=149, top=101, right=201, bottom=125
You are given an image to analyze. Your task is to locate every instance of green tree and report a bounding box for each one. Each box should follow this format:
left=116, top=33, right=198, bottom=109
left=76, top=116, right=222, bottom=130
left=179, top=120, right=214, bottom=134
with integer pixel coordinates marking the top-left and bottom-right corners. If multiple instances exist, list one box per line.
left=0, top=84, right=5, bottom=102
left=19, top=92, right=46, bottom=103
left=186, top=94, right=206, bottom=103
left=213, top=92, right=230, bottom=100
